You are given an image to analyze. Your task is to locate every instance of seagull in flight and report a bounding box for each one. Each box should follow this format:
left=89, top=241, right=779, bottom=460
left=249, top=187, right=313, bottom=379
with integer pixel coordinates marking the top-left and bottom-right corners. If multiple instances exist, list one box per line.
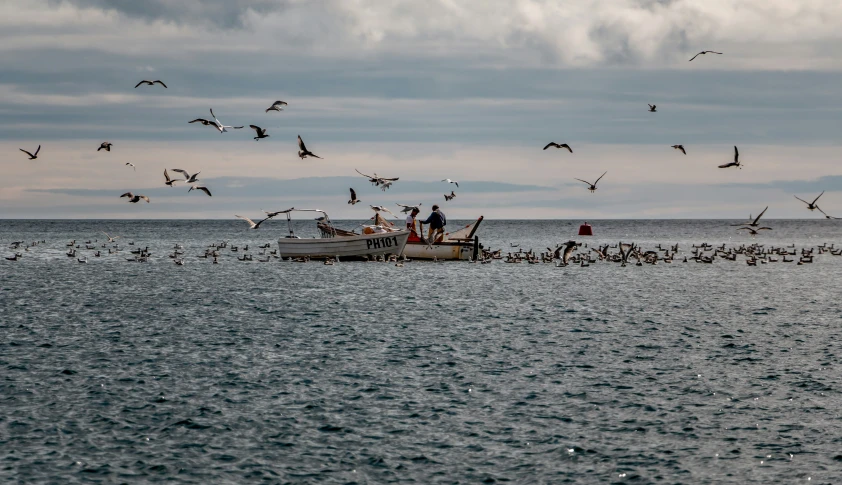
left=718, top=146, right=742, bottom=169
left=171, top=169, right=200, bottom=183
left=188, top=185, right=212, bottom=197
left=671, top=144, right=686, bottom=155
left=236, top=215, right=272, bottom=229
left=348, top=188, right=360, bottom=205
left=120, top=192, right=149, bottom=203
left=444, top=191, right=456, bottom=201
left=163, top=169, right=179, bottom=187
left=209, top=108, right=243, bottom=133
left=370, top=205, right=397, bottom=218
left=732, top=206, right=768, bottom=227
left=794, top=191, right=824, bottom=211
left=125, top=162, right=136, bottom=171
left=575, top=171, right=607, bottom=193
left=298, top=135, right=322, bottom=159
left=135, top=80, right=167, bottom=88
left=355, top=169, right=398, bottom=189
left=98, top=142, right=112, bottom=152
left=543, top=142, right=573, bottom=153
left=396, top=203, right=422, bottom=213
left=442, top=178, right=459, bottom=187
left=689, top=51, right=723, bottom=62
left=265, top=100, right=287, bottom=112
left=250, top=125, right=269, bottom=140
left=101, top=231, right=120, bottom=243
left=737, top=226, right=772, bottom=236
left=648, top=104, right=657, bottom=112
left=20, top=145, right=40, bottom=160
left=188, top=118, right=214, bottom=126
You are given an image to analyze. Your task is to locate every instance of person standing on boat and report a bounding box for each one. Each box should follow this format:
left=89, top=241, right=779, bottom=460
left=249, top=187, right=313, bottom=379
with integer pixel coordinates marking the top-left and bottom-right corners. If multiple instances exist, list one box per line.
left=420, top=205, right=446, bottom=243
left=406, top=207, right=420, bottom=235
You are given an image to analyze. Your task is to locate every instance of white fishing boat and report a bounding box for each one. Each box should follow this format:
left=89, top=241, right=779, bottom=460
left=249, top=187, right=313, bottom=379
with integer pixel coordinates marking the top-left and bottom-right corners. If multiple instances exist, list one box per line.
left=370, top=213, right=484, bottom=260
left=275, top=208, right=409, bottom=260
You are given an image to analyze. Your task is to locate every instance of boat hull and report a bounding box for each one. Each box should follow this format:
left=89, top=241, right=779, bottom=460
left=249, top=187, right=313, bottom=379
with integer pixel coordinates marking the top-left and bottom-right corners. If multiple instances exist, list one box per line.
left=402, top=239, right=477, bottom=260
left=277, top=230, right=409, bottom=260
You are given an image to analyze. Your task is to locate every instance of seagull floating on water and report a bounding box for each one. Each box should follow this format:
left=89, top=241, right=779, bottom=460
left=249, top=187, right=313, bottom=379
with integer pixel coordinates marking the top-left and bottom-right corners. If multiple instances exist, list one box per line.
left=718, top=146, right=742, bottom=169
left=671, top=145, right=686, bottom=155
left=98, top=142, right=112, bottom=152
left=689, top=51, right=723, bottom=62
left=20, top=145, right=40, bottom=160
left=575, top=171, right=607, bottom=193
left=120, top=192, right=149, bottom=203
left=134, top=80, right=167, bottom=88
left=298, top=135, right=322, bottom=159
left=543, top=142, right=573, bottom=153
left=265, top=100, right=287, bottom=112
left=348, top=188, right=360, bottom=205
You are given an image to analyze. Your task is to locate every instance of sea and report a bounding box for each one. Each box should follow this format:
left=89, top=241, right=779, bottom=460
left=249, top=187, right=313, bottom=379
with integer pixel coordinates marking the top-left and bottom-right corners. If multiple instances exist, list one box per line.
left=1, top=219, right=841, bottom=484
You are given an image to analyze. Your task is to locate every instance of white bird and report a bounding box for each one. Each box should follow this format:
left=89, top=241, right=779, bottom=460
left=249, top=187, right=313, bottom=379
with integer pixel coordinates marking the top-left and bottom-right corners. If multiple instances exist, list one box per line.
left=209, top=108, right=243, bottom=133
left=135, top=80, right=167, bottom=88
left=236, top=215, right=272, bottom=229
left=188, top=185, right=212, bottom=197
left=20, top=145, right=40, bottom=160
left=101, top=231, right=120, bottom=243
left=396, top=203, right=422, bottom=213
left=265, top=100, right=287, bottom=112
left=689, top=50, right=723, bottom=62
left=370, top=205, right=397, bottom=218
left=442, top=178, right=460, bottom=187
left=125, top=162, right=136, bottom=171
left=171, top=169, right=200, bottom=183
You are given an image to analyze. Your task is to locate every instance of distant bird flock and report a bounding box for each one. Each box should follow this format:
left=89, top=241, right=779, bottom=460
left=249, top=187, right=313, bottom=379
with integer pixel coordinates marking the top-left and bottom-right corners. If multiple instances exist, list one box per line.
left=10, top=45, right=839, bottom=260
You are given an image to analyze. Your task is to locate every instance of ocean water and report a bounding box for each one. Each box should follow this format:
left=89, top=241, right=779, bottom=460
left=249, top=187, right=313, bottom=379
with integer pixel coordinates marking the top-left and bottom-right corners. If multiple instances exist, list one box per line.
left=1, top=219, right=841, bottom=483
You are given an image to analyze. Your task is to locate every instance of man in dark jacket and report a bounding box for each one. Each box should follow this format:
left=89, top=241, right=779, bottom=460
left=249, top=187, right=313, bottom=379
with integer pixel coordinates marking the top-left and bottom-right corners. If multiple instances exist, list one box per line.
left=420, top=205, right=446, bottom=243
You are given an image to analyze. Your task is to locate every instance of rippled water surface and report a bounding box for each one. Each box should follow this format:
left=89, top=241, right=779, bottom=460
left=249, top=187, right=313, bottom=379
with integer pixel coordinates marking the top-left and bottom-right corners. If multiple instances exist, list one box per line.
left=2, top=219, right=842, bottom=483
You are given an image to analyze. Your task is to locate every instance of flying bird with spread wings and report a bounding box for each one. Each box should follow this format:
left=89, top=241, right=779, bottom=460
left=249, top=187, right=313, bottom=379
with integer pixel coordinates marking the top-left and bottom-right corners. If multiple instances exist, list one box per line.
left=543, top=142, right=572, bottom=153
left=20, top=145, right=40, bottom=160
left=208, top=108, right=243, bottom=133
left=575, top=171, right=607, bottom=193
left=298, top=135, right=322, bottom=159
left=135, top=80, right=167, bottom=88
left=731, top=206, right=768, bottom=227
left=120, top=192, right=149, bottom=203
left=355, top=169, right=398, bottom=190
left=265, top=100, right=287, bottom=112
left=188, top=185, right=212, bottom=197
left=348, top=188, right=360, bottom=205
left=689, top=50, right=723, bottom=61
left=370, top=205, right=398, bottom=218
left=794, top=191, right=825, bottom=211
left=718, top=146, right=742, bottom=169
left=671, top=144, right=686, bottom=155
left=250, top=125, right=269, bottom=140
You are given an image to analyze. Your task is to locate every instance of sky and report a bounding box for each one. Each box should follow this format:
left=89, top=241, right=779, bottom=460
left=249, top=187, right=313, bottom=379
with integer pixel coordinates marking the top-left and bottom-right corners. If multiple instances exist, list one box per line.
left=1, top=0, right=841, bottom=219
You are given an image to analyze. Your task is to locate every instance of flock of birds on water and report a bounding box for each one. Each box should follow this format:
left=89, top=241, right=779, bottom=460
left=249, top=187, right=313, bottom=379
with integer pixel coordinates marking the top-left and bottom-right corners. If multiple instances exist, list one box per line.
left=4, top=235, right=841, bottom=268
left=10, top=50, right=840, bottom=263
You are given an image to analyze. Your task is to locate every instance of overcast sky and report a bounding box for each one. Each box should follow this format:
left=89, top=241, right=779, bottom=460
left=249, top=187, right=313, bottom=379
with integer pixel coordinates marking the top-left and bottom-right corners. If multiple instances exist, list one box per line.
left=1, top=0, right=841, bottom=219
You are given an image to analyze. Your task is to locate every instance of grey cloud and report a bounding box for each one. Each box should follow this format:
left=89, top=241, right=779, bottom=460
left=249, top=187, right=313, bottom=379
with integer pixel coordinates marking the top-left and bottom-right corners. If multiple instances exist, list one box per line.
left=52, top=0, right=291, bottom=29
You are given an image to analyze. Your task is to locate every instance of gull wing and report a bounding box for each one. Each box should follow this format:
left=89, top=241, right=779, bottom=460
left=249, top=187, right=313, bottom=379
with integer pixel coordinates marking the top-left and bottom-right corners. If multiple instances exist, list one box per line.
left=355, top=168, right=375, bottom=179
left=349, top=188, right=357, bottom=200
left=153, top=80, right=167, bottom=88
left=134, top=81, right=146, bottom=88
left=236, top=215, right=257, bottom=228
left=171, top=169, right=190, bottom=179
left=543, top=142, right=558, bottom=150
left=196, top=186, right=212, bottom=197
left=689, top=52, right=701, bottom=61
left=19, top=148, right=33, bottom=157
left=34, top=145, right=41, bottom=156
left=560, top=143, right=572, bottom=153
left=734, top=146, right=739, bottom=163
left=249, top=125, right=262, bottom=134
left=593, top=171, right=608, bottom=186
left=718, top=162, right=736, bottom=168
left=120, top=192, right=133, bottom=198
left=298, top=135, right=307, bottom=152
left=574, top=178, right=591, bottom=185
left=751, top=206, right=768, bottom=225
left=812, top=191, right=825, bottom=205
left=794, top=195, right=810, bottom=206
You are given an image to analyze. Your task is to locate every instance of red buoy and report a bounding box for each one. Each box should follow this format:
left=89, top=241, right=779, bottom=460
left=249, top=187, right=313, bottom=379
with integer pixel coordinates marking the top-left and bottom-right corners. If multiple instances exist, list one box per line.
left=578, top=222, right=593, bottom=236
